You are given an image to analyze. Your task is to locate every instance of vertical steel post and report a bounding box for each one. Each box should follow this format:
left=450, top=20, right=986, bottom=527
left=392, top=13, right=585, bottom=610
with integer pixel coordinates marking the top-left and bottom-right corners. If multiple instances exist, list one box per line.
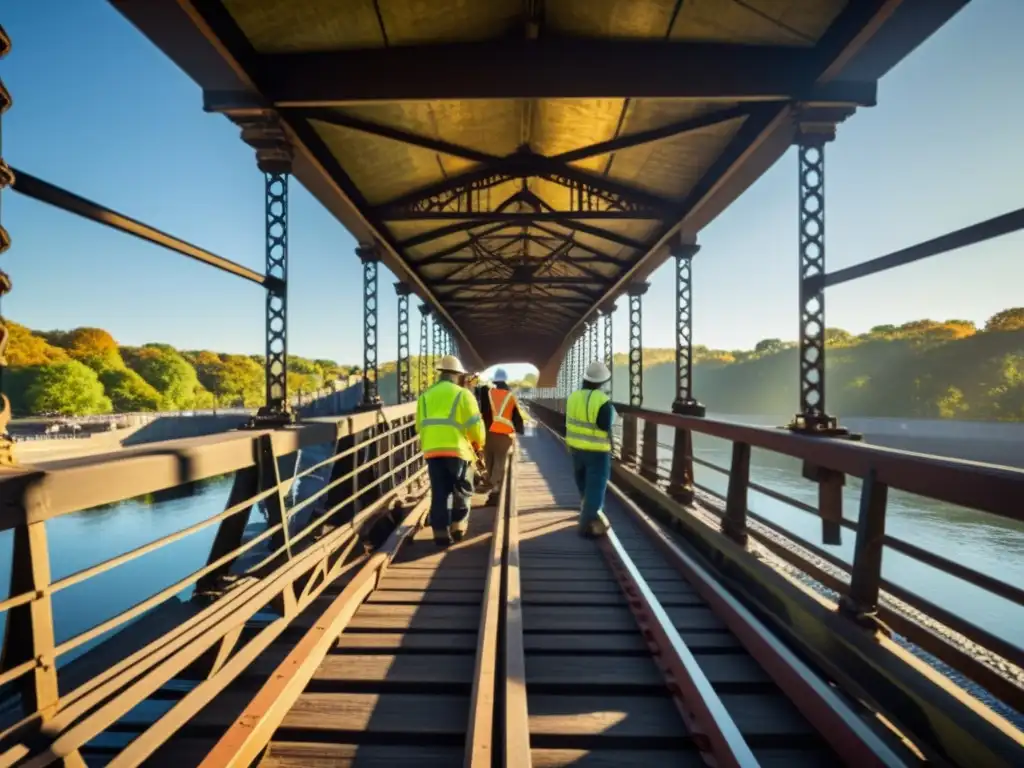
left=358, top=244, right=381, bottom=408
left=602, top=304, right=614, bottom=401
left=590, top=318, right=599, bottom=365
left=672, top=243, right=705, bottom=417
left=627, top=283, right=648, bottom=407
left=418, top=304, right=430, bottom=394
left=395, top=283, right=411, bottom=404
left=236, top=114, right=294, bottom=426
left=0, top=27, right=13, bottom=465
left=791, top=125, right=846, bottom=436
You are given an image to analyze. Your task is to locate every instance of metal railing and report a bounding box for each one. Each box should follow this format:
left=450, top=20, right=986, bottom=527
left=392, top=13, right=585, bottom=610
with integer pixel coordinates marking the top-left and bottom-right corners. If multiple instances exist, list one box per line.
left=0, top=401, right=425, bottom=763
left=525, top=397, right=1024, bottom=715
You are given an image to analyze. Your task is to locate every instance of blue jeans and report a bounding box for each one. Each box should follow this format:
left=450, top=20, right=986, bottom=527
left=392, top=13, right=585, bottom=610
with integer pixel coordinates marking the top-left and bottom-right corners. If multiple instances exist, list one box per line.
left=426, top=457, right=473, bottom=534
left=570, top=449, right=611, bottom=526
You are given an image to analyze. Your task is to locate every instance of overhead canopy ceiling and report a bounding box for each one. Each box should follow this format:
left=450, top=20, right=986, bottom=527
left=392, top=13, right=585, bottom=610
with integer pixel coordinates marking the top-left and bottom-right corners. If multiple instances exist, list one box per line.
left=111, top=0, right=966, bottom=374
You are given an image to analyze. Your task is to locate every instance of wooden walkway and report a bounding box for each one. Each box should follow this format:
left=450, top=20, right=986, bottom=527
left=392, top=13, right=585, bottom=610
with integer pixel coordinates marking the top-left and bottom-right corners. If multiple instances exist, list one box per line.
left=111, top=426, right=872, bottom=766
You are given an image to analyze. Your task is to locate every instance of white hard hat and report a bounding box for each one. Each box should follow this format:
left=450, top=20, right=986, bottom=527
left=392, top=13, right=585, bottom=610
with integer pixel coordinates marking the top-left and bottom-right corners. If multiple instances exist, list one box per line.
left=492, top=368, right=508, bottom=383
left=583, top=360, right=612, bottom=383
left=436, top=354, right=466, bottom=374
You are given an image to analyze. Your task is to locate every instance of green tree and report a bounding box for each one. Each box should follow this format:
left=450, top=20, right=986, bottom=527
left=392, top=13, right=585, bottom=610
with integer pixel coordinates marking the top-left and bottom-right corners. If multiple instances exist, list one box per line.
left=99, top=368, right=163, bottom=412
left=198, top=354, right=264, bottom=407
left=6, top=322, right=69, bottom=367
left=25, top=361, right=112, bottom=415
left=125, top=346, right=202, bottom=409
left=985, top=308, right=1024, bottom=333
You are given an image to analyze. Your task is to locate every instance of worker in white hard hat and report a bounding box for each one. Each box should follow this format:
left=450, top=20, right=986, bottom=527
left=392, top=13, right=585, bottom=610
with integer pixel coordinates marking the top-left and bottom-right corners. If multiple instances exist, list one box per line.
left=481, top=367, right=525, bottom=505
left=415, top=354, right=486, bottom=546
left=564, top=360, right=615, bottom=537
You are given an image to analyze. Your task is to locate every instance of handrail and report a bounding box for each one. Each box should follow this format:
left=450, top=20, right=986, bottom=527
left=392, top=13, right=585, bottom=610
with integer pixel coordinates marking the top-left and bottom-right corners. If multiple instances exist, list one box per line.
left=524, top=398, right=1024, bottom=715
left=0, top=400, right=425, bottom=746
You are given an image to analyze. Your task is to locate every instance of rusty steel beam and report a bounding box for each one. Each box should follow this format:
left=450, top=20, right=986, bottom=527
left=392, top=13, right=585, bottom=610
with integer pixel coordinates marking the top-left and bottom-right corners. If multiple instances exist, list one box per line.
left=10, top=168, right=270, bottom=287
left=256, top=41, right=879, bottom=105
left=382, top=211, right=660, bottom=222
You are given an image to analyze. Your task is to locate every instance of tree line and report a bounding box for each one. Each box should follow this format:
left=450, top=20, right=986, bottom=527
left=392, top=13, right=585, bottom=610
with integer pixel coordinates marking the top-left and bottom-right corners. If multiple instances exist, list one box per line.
left=608, top=308, right=1024, bottom=421
left=6, top=307, right=1021, bottom=419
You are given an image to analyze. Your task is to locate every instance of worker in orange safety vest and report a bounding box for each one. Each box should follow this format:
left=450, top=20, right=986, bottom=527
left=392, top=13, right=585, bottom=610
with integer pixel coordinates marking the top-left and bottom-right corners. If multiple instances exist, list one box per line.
left=480, top=367, right=525, bottom=506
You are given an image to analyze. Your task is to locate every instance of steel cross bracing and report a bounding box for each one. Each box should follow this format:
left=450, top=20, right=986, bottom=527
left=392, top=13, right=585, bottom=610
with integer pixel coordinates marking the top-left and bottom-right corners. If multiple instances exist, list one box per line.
left=395, top=283, right=412, bottom=404
left=0, top=25, right=13, bottom=465
left=627, top=284, right=647, bottom=407
left=359, top=245, right=381, bottom=407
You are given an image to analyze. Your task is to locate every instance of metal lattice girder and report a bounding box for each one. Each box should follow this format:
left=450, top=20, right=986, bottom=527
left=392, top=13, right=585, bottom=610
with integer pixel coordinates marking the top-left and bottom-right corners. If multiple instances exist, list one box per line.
left=672, top=243, right=706, bottom=417
left=264, top=172, right=289, bottom=412
left=602, top=304, right=615, bottom=401
left=418, top=304, right=430, bottom=394
left=358, top=244, right=381, bottom=407
left=590, top=318, right=599, bottom=365
left=627, top=283, right=649, bottom=407
left=395, top=282, right=412, bottom=403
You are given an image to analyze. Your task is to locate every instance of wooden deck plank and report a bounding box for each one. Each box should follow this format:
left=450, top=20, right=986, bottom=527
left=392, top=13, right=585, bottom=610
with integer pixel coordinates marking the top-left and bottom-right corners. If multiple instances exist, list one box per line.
left=523, top=605, right=723, bottom=632
left=526, top=654, right=769, bottom=687
left=260, top=742, right=464, bottom=767
left=527, top=694, right=686, bottom=739
left=719, top=693, right=816, bottom=736
left=522, top=591, right=705, bottom=607
left=335, top=633, right=480, bottom=652
left=247, top=654, right=475, bottom=685
left=366, top=590, right=481, bottom=605
left=347, top=603, right=482, bottom=631
left=376, top=576, right=483, bottom=591
left=278, top=692, right=469, bottom=735
left=531, top=748, right=704, bottom=767
left=523, top=632, right=741, bottom=654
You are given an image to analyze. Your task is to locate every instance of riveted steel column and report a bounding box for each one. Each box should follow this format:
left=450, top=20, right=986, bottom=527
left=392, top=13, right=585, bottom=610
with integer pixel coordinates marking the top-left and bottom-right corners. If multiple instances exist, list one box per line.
left=358, top=244, right=381, bottom=408
left=432, top=318, right=441, bottom=374
left=627, top=283, right=648, bottom=407
left=0, top=27, right=13, bottom=464
left=418, top=304, right=430, bottom=394
left=601, top=304, right=614, bottom=401
left=590, top=318, right=599, bottom=364
left=235, top=113, right=295, bottom=426
left=668, top=243, right=704, bottom=502
left=395, top=283, right=411, bottom=403
left=791, top=125, right=847, bottom=436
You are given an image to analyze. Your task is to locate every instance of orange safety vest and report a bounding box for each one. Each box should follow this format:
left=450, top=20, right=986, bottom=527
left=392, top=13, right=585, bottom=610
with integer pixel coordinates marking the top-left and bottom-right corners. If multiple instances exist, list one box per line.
left=488, top=388, right=518, bottom=435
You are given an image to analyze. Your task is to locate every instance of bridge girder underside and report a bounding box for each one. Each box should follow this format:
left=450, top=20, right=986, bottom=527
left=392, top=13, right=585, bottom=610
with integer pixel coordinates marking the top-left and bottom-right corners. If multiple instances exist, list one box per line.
left=112, top=0, right=966, bottom=375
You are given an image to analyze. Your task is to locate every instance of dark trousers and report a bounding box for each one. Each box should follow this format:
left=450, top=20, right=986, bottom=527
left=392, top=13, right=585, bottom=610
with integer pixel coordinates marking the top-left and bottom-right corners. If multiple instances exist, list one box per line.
left=570, top=449, right=611, bottom=526
left=426, top=457, right=474, bottom=534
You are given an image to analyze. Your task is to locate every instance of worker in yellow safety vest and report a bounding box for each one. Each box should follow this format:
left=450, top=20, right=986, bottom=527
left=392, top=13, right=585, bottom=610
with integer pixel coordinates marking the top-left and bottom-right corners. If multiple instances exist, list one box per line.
left=415, top=354, right=486, bottom=546
left=565, top=360, right=615, bottom=538
left=482, top=367, right=525, bottom=505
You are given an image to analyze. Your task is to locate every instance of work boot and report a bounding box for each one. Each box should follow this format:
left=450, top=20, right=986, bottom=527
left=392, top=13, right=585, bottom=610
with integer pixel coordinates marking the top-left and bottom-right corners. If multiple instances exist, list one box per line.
left=485, top=492, right=500, bottom=507
left=433, top=529, right=452, bottom=548
left=450, top=515, right=469, bottom=543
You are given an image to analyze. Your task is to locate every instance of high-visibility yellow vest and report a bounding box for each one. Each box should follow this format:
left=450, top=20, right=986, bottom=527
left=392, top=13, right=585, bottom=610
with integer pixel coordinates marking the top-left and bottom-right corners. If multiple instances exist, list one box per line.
left=565, top=388, right=611, bottom=452
left=488, top=388, right=518, bottom=435
left=415, top=380, right=485, bottom=462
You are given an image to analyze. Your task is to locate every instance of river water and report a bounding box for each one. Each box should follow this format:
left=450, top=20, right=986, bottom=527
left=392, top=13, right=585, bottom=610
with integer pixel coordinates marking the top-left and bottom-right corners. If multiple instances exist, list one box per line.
left=0, top=423, right=1019, bottom=701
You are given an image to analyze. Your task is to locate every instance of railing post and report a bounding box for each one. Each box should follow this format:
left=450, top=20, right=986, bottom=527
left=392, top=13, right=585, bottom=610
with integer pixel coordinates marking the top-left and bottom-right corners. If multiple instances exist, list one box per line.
left=358, top=243, right=381, bottom=409
left=601, top=303, right=615, bottom=401
left=840, top=469, right=889, bottom=627
left=620, top=412, right=638, bottom=469
left=627, top=282, right=648, bottom=407
left=721, top=441, right=750, bottom=546
left=669, top=240, right=705, bottom=503
left=395, top=282, right=412, bottom=404
left=1, top=501, right=59, bottom=718
left=0, top=27, right=14, bottom=467
left=197, top=466, right=260, bottom=592
left=233, top=113, right=295, bottom=427
left=640, top=418, right=659, bottom=483
left=256, top=434, right=292, bottom=561
left=418, top=303, right=430, bottom=394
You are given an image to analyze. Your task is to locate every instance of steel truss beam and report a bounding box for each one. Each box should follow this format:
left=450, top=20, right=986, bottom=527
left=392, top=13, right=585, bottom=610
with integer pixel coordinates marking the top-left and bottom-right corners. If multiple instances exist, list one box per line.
left=381, top=159, right=674, bottom=222
left=602, top=307, right=614, bottom=401
left=263, top=172, right=289, bottom=415
left=418, top=304, right=430, bottom=393
left=255, top=41, right=878, bottom=104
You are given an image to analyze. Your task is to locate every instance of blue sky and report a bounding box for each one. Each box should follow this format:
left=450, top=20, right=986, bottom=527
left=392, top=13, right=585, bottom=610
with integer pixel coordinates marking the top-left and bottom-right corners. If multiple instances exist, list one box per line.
left=4, top=2, right=1023, bottom=384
